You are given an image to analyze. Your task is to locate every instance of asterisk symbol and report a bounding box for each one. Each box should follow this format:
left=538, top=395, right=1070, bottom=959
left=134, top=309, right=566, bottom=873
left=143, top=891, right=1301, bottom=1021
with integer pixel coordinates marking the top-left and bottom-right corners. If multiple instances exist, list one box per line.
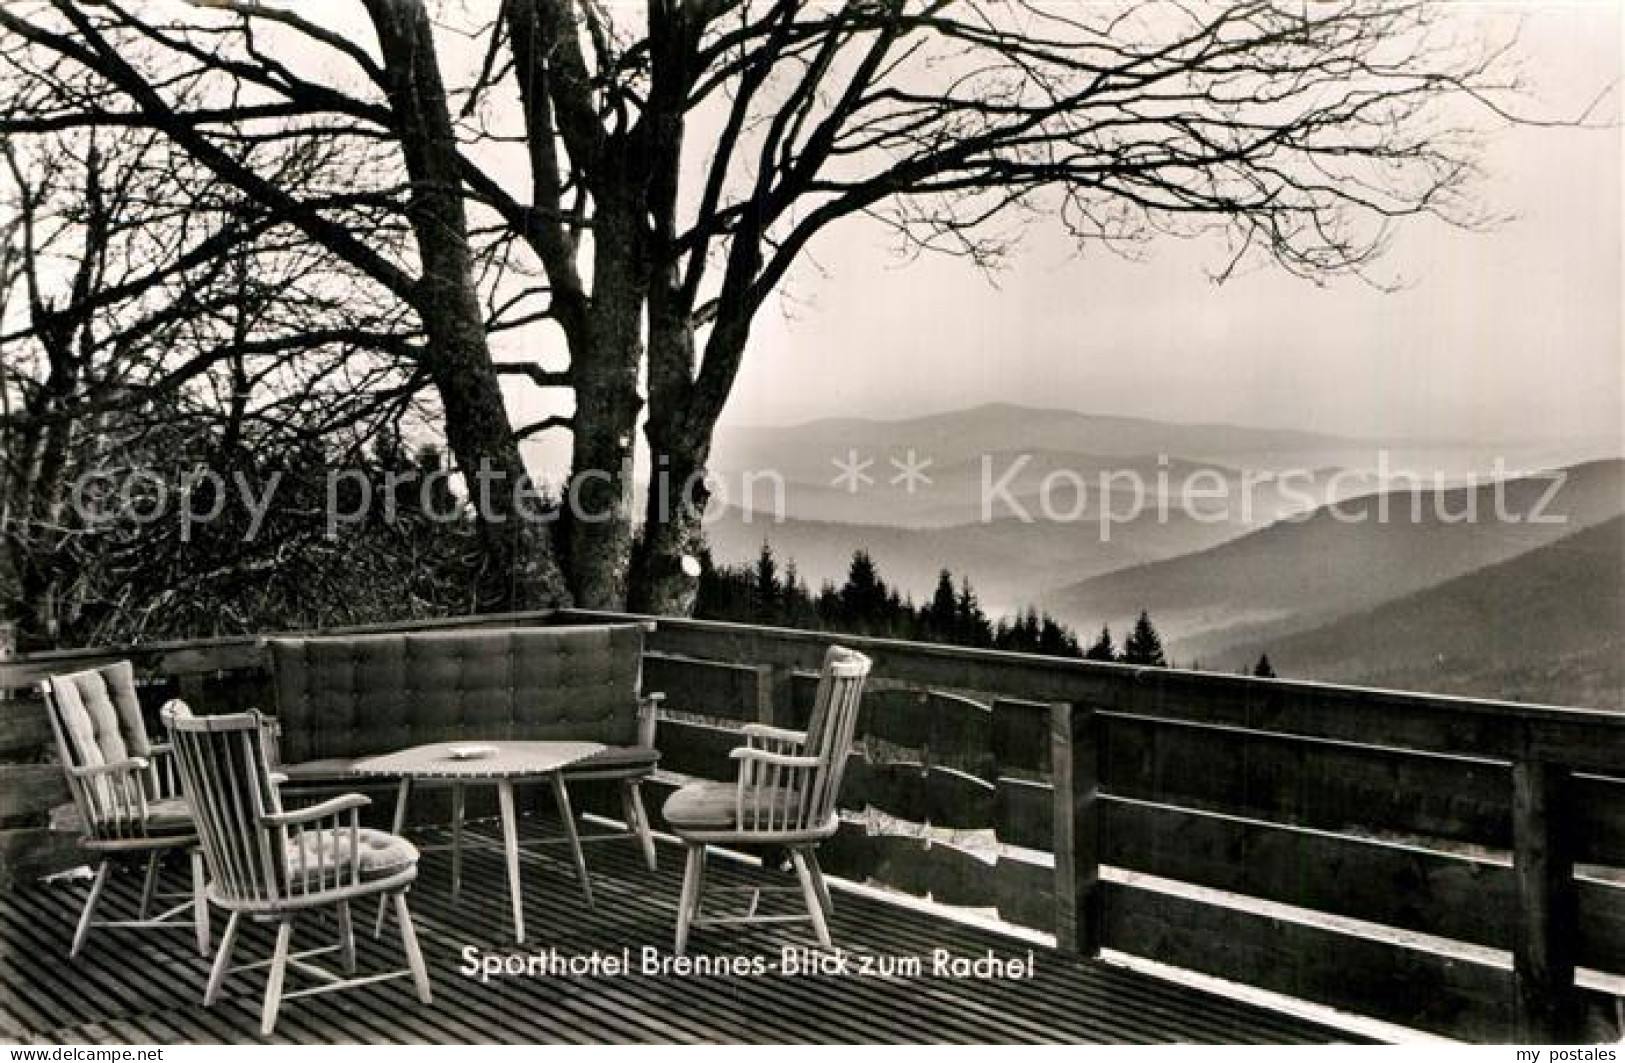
left=830, top=449, right=875, bottom=494
left=890, top=449, right=934, bottom=494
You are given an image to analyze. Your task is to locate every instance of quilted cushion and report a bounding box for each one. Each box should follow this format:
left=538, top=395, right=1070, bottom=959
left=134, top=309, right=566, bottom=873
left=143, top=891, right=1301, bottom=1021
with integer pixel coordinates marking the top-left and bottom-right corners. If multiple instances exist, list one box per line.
left=663, top=780, right=801, bottom=831
left=285, top=827, right=417, bottom=882
left=48, top=661, right=150, bottom=769
left=267, top=625, right=648, bottom=764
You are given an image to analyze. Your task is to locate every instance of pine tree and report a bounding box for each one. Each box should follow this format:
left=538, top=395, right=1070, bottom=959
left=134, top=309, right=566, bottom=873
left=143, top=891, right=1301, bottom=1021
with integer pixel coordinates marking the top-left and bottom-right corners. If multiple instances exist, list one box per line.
left=840, top=550, right=889, bottom=632
left=1038, top=614, right=1075, bottom=657
left=926, top=569, right=958, bottom=641
left=1121, top=611, right=1167, bottom=667
left=1084, top=625, right=1117, bottom=662
left=752, top=541, right=780, bottom=624
left=955, top=577, right=993, bottom=647
left=1253, top=653, right=1277, bottom=679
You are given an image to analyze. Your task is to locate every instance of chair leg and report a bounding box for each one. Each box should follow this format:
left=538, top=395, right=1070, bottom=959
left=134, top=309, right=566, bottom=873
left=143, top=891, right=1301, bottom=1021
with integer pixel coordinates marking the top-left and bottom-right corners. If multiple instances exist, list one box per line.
left=377, top=777, right=412, bottom=938
left=394, top=892, right=432, bottom=1005
left=450, top=782, right=465, bottom=903
left=336, top=900, right=356, bottom=975
left=550, top=775, right=594, bottom=911
left=138, top=852, right=160, bottom=919
left=261, top=918, right=294, bottom=1037
left=792, top=849, right=833, bottom=950
left=805, top=849, right=834, bottom=919
left=205, top=911, right=241, bottom=1007
left=71, top=861, right=110, bottom=959
left=191, top=849, right=210, bottom=956
left=674, top=844, right=705, bottom=957
left=623, top=780, right=658, bottom=872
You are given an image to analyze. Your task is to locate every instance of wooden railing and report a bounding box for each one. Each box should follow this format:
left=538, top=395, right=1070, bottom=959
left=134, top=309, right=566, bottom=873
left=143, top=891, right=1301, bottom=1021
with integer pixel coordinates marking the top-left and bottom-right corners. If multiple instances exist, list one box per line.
left=3, top=607, right=1623, bottom=1043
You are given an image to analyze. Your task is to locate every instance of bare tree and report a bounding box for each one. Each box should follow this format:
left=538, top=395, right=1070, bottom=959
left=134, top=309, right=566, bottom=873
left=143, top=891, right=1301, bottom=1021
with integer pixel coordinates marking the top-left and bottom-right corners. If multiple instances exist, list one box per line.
left=0, top=1, right=1562, bottom=614
left=0, top=101, right=436, bottom=643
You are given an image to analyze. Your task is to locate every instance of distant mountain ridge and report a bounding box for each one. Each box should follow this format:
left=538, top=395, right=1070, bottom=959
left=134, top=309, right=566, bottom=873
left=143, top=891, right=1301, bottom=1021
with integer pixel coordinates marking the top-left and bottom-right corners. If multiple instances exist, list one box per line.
left=1218, top=517, right=1625, bottom=709
left=1043, top=459, right=1625, bottom=658
left=712, top=402, right=1375, bottom=485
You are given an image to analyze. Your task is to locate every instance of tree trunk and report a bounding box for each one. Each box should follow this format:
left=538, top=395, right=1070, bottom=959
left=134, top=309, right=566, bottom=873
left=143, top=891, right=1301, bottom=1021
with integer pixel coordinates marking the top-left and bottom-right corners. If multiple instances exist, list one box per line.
left=559, top=191, right=646, bottom=610
left=631, top=419, right=710, bottom=618
left=563, top=330, right=639, bottom=609
left=367, top=0, right=567, bottom=610
left=630, top=309, right=711, bottom=617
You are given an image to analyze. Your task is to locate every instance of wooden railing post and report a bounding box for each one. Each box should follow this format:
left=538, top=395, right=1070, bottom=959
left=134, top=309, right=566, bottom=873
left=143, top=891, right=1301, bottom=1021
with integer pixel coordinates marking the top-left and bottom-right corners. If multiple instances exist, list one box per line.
left=1512, top=756, right=1580, bottom=1043
left=1052, top=701, right=1100, bottom=957
left=755, top=662, right=794, bottom=729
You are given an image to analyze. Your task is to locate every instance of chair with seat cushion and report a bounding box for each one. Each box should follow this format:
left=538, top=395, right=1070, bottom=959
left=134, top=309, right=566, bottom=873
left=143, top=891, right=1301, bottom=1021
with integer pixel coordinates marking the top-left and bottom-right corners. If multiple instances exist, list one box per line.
left=40, top=662, right=209, bottom=958
left=662, top=646, right=871, bottom=955
left=163, top=703, right=431, bottom=1036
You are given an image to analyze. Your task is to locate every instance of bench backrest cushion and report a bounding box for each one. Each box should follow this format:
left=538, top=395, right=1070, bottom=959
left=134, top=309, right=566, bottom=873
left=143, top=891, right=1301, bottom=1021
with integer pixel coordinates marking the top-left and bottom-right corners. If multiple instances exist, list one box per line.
left=266, top=624, right=646, bottom=764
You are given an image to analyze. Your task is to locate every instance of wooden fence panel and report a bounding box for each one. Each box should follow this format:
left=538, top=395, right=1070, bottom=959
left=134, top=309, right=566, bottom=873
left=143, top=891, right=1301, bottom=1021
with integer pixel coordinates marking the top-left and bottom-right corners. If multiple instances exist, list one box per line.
left=843, top=761, right=995, bottom=829
left=992, top=698, right=1052, bottom=776
left=994, top=777, right=1052, bottom=852
left=1574, top=774, right=1625, bottom=867
left=1100, top=880, right=1525, bottom=1041
left=1100, top=712, right=1512, bottom=849
left=652, top=718, right=740, bottom=781
left=1577, top=878, right=1625, bottom=974
left=1100, top=797, right=1513, bottom=949
left=643, top=655, right=760, bottom=721
left=995, top=855, right=1053, bottom=932
left=820, top=825, right=998, bottom=909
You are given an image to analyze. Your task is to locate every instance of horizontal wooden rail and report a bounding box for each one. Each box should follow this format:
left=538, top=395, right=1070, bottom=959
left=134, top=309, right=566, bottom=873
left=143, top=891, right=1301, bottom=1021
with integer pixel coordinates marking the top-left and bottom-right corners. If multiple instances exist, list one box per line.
left=564, top=610, right=1625, bottom=774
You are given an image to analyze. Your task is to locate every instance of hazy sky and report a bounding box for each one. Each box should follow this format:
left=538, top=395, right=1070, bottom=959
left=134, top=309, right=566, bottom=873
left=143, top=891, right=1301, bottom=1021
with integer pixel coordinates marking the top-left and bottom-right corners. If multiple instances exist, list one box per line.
left=282, top=2, right=1622, bottom=456
left=706, top=3, right=1623, bottom=448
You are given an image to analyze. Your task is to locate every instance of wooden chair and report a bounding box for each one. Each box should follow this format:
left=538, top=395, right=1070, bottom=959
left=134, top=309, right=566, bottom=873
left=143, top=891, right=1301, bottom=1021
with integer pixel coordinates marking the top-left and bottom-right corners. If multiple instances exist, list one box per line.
left=662, top=646, right=871, bottom=955
left=40, top=662, right=209, bottom=958
left=162, top=703, right=431, bottom=1036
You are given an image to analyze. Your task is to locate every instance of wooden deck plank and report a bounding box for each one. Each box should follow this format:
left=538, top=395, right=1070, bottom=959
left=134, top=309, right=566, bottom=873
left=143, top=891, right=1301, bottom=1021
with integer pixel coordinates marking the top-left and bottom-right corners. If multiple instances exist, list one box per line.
left=0, top=831, right=1371, bottom=1044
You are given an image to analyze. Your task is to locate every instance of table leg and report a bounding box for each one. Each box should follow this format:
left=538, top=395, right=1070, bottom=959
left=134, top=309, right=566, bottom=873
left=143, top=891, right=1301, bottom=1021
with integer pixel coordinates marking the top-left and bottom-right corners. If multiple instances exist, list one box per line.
left=497, top=780, right=525, bottom=943
left=376, top=777, right=411, bottom=937
left=450, top=782, right=465, bottom=903
left=551, top=774, right=595, bottom=911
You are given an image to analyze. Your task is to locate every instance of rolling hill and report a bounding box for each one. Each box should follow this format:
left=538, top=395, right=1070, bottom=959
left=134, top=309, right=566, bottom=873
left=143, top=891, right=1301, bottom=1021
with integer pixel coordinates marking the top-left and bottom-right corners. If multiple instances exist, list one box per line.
left=701, top=503, right=1250, bottom=617
left=1217, top=517, right=1625, bottom=709
left=1043, top=459, right=1625, bottom=657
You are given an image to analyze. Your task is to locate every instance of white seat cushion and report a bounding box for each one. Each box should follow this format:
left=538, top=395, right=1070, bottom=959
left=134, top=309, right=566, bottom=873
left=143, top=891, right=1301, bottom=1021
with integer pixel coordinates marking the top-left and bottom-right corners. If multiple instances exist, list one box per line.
left=662, top=780, right=801, bottom=831
left=285, top=827, right=417, bottom=882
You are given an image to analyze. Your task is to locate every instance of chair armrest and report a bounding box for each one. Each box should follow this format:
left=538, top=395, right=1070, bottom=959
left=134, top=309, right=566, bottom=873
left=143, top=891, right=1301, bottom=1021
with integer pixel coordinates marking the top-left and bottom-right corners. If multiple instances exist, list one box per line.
left=741, top=723, right=806, bottom=746
left=143, top=743, right=184, bottom=801
left=262, top=793, right=371, bottom=827
left=637, top=691, right=664, bottom=749
left=69, top=757, right=150, bottom=780
left=729, top=747, right=821, bottom=769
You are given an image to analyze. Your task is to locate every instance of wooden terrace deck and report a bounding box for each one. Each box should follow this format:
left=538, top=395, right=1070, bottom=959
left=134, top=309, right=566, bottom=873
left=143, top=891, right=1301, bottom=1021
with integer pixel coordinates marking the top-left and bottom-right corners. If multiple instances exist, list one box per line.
left=0, top=824, right=1367, bottom=1045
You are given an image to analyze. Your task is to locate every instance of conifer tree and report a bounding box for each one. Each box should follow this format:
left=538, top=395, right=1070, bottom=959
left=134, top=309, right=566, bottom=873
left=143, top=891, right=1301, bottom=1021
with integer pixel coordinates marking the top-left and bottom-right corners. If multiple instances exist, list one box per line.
left=752, top=541, right=780, bottom=625
left=1121, top=611, right=1168, bottom=668
left=1084, top=626, right=1117, bottom=662
left=926, top=569, right=958, bottom=641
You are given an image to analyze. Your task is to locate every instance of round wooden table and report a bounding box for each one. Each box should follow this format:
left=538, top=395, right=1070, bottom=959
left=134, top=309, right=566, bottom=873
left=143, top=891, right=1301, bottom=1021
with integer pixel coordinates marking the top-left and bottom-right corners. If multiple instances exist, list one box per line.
left=352, top=740, right=606, bottom=943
